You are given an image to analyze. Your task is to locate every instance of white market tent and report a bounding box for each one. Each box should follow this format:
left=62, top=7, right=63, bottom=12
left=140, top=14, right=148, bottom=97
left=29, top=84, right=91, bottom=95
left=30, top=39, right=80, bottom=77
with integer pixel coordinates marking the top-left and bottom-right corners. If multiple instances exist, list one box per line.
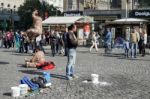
left=106, top=18, right=149, bottom=25
left=42, top=16, right=93, bottom=25
left=114, top=18, right=148, bottom=22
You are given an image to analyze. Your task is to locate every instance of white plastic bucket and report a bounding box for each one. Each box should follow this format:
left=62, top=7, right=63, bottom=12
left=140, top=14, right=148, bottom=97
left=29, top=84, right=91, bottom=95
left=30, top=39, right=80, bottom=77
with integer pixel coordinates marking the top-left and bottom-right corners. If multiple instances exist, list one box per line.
left=19, top=84, right=28, bottom=95
left=11, top=86, right=20, bottom=97
left=91, top=74, right=99, bottom=84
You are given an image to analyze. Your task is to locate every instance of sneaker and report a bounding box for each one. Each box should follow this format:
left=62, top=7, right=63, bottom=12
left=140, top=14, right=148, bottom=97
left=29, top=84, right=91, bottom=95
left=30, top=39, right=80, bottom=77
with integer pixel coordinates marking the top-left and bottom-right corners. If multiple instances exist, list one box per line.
left=89, top=50, right=91, bottom=53
left=72, top=75, right=78, bottom=79
left=25, top=62, right=30, bottom=68
left=67, top=76, right=73, bottom=80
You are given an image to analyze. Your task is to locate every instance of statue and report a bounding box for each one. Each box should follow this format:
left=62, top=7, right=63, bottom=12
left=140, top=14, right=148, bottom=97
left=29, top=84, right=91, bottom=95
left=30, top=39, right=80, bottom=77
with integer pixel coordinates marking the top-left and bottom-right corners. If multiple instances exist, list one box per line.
left=23, top=10, right=43, bottom=41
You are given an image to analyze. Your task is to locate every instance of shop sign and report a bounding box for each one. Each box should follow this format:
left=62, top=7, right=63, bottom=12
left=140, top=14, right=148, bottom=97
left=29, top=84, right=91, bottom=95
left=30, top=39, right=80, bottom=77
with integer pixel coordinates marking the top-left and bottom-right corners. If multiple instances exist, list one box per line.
left=64, top=11, right=83, bottom=16
left=130, top=10, right=150, bottom=18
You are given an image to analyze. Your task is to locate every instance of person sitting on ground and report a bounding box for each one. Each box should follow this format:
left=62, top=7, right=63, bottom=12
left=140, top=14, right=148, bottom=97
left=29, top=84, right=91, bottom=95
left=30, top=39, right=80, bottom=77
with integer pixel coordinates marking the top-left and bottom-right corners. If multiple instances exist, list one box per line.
left=25, top=46, right=45, bottom=68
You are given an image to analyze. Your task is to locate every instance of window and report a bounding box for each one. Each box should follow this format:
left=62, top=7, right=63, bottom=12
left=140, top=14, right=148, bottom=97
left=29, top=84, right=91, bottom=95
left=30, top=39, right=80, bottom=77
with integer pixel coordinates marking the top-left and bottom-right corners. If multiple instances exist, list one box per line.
left=7, top=4, right=10, bottom=7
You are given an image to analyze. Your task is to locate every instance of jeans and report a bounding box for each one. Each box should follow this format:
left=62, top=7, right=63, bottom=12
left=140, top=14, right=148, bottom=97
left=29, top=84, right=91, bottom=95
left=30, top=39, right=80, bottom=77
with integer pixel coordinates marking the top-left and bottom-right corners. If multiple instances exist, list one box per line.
left=141, top=44, right=146, bottom=56
left=66, top=48, right=76, bottom=77
left=125, top=48, right=129, bottom=57
left=105, top=43, right=111, bottom=54
left=131, top=43, right=137, bottom=58
left=51, top=42, right=56, bottom=57
left=0, top=40, right=2, bottom=48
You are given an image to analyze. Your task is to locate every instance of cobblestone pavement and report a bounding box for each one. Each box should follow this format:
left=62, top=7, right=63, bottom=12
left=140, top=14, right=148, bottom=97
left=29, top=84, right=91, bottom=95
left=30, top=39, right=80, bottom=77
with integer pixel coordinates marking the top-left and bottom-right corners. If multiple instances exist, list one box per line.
left=0, top=47, right=150, bottom=99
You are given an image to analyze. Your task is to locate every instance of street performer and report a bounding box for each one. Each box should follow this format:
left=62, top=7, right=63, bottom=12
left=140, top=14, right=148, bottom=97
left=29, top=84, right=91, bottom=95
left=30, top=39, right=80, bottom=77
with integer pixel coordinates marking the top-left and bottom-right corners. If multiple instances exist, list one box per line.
left=24, top=10, right=43, bottom=40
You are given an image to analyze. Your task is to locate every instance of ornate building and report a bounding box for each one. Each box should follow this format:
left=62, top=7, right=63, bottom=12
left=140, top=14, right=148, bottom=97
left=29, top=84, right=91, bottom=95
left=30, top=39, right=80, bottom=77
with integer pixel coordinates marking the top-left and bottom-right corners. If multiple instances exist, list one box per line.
left=0, top=0, right=25, bottom=31
left=42, top=0, right=63, bottom=12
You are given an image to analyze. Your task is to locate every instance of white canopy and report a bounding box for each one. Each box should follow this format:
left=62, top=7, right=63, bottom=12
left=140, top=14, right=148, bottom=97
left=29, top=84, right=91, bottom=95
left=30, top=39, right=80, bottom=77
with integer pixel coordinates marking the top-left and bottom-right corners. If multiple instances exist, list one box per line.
left=42, top=16, right=93, bottom=25
left=114, top=18, right=148, bottom=22
left=106, top=18, right=149, bottom=25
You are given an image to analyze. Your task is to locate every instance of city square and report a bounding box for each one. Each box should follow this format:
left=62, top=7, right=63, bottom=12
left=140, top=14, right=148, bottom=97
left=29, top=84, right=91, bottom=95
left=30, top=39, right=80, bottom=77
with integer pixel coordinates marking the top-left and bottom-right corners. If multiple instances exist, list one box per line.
left=0, top=0, right=150, bottom=99
left=0, top=47, right=150, bottom=99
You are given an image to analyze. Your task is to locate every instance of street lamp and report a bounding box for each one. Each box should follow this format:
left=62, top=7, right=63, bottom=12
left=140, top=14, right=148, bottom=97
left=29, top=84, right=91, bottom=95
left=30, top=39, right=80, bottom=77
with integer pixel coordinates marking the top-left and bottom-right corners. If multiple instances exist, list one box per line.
left=1, top=3, right=4, bottom=13
left=13, top=5, right=16, bottom=14
left=11, top=5, right=16, bottom=31
left=0, top=3, right=6, bottom=31
left=7, top=4, right=14, bottom=31
left=52, top=7, right=59, bottom=16
left=125, top=0, right=128, bottom=18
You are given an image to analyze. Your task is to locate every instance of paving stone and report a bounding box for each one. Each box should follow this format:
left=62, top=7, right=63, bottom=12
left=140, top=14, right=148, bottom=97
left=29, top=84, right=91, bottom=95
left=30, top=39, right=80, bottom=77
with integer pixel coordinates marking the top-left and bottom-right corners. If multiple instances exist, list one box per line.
left=0, top=47, right=150, bottom=99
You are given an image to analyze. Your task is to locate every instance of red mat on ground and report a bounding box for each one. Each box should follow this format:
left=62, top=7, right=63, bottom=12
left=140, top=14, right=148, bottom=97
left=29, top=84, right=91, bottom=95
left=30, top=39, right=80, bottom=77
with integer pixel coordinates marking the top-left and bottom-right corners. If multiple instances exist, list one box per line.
left=36, top=61, right=55, bottom=70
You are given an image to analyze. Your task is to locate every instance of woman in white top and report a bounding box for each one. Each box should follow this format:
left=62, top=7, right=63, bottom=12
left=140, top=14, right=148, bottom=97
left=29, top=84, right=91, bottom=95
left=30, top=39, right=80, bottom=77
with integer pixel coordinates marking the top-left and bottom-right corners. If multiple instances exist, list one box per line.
left=90, top=32, right=99, bottom=52
left=142, top=30, right=147, bottom=56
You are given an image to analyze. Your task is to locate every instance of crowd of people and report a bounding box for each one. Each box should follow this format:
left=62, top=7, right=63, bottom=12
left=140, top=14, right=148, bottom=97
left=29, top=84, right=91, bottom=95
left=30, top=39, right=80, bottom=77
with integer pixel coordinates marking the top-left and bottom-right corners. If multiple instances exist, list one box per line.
left=123, top=27, right=147, bottom=58
left=103, top=27, right=148, bottom=58
left=0, top=10, right=149, bottom=81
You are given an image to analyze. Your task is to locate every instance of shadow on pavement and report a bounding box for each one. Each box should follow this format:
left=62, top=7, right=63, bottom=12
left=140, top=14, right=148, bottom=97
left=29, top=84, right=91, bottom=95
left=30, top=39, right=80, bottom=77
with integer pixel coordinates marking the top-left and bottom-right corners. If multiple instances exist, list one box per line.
left=18, top=70, right=67, bottom=80
left=103, top=53, right=124, bottom=58
left=2, top=50, right=16, bottom=53
left=118, top=57, right=150, bottom=61
left=51, top=73, right=67, bottom=80
left=0, top=61, right=9, bottom=65
left=17, top=64, right=28, bottom=68
left=3, top=92, right=11, bottom=97
left=77, top=50, right=90, bottom=54
left=18, top=70, right=43, bottom=75
left=11, top=53, right=32, bottom=56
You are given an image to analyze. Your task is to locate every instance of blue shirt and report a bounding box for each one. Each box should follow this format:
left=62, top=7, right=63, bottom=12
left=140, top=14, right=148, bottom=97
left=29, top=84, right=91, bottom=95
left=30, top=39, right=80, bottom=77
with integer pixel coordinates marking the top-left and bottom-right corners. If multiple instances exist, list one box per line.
left=105, top=31, right=112, bottom=44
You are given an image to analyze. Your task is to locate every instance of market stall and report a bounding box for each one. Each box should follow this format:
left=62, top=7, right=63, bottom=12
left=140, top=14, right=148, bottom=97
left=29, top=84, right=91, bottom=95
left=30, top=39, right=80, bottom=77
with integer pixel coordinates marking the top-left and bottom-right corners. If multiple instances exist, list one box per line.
left=42, top=16, right=94, bottom=45
left=105, top=18, right=149, bottom=39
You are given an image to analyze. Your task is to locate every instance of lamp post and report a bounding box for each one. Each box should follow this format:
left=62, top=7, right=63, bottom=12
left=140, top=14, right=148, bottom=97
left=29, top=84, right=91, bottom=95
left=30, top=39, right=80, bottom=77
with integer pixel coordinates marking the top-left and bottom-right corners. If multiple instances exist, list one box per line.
left=52, top=7, right=59, bottom=16
left=52, top=8, right=57, bottom=16
left=1, top=3, right=4, bottom=13
left=126, top=0, right=128, bottom=18
left=0, top=3, right=5, bottom=31
left=7, top=4, right=12, bottom=30
left=13, top=5, right=16, bottom=14
left=12, top=5, right=16, bottom=31
left=39, top=0, right=45, bottom=19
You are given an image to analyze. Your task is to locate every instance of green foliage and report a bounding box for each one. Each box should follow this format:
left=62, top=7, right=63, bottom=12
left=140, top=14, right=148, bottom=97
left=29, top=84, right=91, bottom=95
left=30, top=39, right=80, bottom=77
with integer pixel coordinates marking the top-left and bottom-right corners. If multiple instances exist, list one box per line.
left=18, top=0, right=62, bottom=29
left=139, top=0, right=150, bottom=7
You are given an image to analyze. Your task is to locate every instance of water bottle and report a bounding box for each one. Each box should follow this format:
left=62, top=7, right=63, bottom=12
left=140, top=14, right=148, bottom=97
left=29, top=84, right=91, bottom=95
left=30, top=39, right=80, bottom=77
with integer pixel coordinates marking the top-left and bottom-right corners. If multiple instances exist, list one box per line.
left=43, top=72, right=51, bottom=83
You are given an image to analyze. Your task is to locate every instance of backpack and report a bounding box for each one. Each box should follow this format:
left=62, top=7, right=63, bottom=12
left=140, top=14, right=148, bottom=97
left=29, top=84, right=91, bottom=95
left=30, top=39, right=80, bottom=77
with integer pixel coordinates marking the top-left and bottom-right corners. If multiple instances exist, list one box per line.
left=31, top=76, right=46, bottom=88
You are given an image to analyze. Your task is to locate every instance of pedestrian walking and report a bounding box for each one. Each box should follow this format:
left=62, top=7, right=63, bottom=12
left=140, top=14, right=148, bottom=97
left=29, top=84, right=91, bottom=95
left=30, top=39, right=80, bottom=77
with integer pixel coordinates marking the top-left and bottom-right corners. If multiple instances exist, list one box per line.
left=50, top=30, right=57, bottom=57
left=14, top=30, right=21, bottom=52
left=141, top=29, right=147, bottom=56
left=89, top=31, right=99, bottom=52
left=104, top=28, right=112, bottom=54
left=130, top=28, right=140, bottom=58
left=124, top=39, right=130, bottom=58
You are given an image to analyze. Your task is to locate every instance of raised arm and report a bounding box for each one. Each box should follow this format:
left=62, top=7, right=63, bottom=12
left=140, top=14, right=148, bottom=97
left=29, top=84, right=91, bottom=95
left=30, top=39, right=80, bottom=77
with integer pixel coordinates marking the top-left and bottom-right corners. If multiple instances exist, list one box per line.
left=32, top=10, right=38, bottom=19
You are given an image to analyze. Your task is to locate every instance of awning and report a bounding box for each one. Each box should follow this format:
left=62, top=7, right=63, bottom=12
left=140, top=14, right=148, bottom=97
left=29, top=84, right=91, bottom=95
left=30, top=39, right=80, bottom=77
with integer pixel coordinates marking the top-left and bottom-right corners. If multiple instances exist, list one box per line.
left=42, top=16, right=93, bottom=25
left=106, top=18, right=149, bottom=25
left=114, top=18, right=148, bottom=22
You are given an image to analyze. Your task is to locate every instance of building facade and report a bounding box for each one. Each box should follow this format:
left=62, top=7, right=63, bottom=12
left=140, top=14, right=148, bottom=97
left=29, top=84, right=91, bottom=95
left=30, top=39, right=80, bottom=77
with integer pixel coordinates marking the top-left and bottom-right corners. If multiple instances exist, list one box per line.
left=43, top=0, right=63, bottom=12
left=0, top=0, right=25, bottom=9
left=0, top=0, right=25, bottom=31
left=63, top=0, right=143, bottom=26
left=63, top=0, right=150, bottom=38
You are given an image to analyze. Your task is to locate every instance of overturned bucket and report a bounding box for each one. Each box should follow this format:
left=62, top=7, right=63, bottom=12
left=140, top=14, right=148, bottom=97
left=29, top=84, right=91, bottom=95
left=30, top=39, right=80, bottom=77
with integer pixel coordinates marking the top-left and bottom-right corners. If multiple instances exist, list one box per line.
left=91, top=74, right=99, bottom=84
left=11, top=86, right=20, bottom=97
left=19, top=84, right=28, bottom=96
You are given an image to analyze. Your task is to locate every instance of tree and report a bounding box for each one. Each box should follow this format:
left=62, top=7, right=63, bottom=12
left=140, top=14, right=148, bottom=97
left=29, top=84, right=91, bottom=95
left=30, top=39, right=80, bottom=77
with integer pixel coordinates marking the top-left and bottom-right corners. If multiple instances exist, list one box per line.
left=18, top=0, right=62, bottom=29
left=139, top=0, right=150, bottom=7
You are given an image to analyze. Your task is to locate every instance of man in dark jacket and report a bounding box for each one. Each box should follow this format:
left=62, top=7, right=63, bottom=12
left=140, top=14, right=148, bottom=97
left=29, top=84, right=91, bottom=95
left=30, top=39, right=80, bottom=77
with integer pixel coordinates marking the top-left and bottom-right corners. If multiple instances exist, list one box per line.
left=66, top=24, right=78, bottom=80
